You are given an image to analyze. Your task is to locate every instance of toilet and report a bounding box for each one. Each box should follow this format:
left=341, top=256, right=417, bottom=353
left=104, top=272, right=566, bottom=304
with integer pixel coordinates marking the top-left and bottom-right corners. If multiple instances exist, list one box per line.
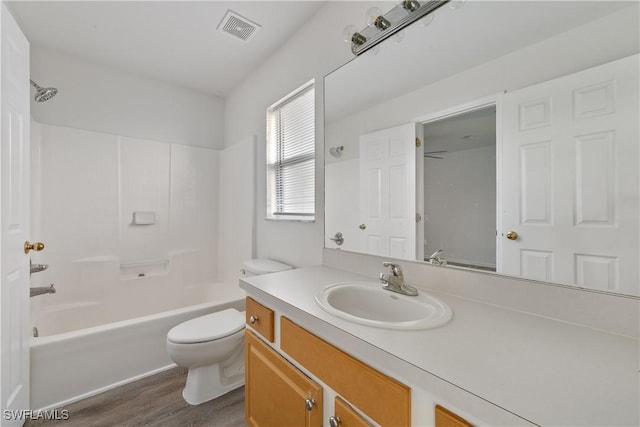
left=166, top=258, right=292, bottom=405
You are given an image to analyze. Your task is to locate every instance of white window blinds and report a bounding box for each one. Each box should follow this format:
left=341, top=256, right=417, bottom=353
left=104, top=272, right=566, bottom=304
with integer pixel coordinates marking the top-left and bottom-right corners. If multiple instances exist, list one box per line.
left=266, top=81, right=315, bottom=221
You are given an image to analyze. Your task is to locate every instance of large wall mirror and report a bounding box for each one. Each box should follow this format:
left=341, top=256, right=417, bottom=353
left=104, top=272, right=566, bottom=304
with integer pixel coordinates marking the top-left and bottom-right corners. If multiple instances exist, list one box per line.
left=324, top=1, right=639, bottom=297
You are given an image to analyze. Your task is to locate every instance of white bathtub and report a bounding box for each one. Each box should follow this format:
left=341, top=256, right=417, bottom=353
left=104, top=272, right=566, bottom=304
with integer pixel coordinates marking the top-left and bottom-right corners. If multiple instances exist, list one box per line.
left=30, top=282, right=245, bottom=410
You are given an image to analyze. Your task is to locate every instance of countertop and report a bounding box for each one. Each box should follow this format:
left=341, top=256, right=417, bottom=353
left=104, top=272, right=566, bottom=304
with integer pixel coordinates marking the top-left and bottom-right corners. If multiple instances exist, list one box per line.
left=240, top=265, right=639, bottom=427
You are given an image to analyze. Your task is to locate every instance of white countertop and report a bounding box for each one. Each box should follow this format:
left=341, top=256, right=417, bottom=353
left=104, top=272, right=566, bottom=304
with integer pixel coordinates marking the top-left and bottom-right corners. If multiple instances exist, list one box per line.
left=240, top=265, right=639, bottom=427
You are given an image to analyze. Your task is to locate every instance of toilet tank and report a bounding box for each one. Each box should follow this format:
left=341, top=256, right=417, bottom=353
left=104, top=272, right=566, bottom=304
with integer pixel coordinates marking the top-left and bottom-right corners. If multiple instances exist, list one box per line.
left=242, top=259, right=293, bottom=277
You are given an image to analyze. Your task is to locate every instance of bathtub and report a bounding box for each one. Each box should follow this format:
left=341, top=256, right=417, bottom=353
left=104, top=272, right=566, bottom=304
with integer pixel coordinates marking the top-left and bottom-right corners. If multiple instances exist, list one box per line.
left=30, top=281, right=245, bottom=410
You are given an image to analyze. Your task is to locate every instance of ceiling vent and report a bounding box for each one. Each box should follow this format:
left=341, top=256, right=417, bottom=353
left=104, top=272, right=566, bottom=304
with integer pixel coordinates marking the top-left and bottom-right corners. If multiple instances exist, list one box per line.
left=217, top=10, right=261, bottom=42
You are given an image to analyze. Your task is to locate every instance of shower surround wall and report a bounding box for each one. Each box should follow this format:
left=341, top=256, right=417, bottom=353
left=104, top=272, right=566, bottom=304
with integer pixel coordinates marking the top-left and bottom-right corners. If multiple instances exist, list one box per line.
left=30, top=122, right=220, bottom=320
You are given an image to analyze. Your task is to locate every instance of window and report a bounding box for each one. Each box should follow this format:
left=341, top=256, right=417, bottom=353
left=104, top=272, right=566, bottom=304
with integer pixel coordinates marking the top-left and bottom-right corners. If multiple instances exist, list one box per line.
left=266, top=80, right=315, bottom=221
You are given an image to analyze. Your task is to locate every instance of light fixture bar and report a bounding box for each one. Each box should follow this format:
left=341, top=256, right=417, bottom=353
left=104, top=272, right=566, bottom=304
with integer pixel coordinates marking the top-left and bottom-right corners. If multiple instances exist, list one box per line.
left=351, top=0, right=450, bottom=56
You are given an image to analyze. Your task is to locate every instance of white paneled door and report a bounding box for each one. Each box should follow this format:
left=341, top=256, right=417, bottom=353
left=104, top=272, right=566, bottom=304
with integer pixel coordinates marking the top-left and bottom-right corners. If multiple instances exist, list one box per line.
left=500, top=55, right=639, bottom=294
left=359, top=123, right=420, bottom=260
left=1, top=3, right=31, bottom=425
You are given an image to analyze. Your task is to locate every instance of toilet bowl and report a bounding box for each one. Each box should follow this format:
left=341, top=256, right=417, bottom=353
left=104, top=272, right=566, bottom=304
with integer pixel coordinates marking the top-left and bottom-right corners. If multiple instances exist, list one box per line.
left=166, top=308, right=245, bottom=405
left=167, top=258, right=293, bottom=405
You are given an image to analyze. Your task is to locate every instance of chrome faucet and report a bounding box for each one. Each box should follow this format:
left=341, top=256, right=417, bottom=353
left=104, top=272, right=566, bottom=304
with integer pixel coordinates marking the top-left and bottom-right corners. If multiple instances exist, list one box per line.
left=379, top=262, right=418, bottom=296
left=426, top=249, right=446, bottom=265
left=30, top=284, right=56, bottom=298
left=30, top=260, right=49, bottom=275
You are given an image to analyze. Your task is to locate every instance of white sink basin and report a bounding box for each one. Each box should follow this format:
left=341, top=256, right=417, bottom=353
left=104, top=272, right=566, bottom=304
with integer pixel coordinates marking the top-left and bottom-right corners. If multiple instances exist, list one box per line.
left=315, top=282, right=452, bottom=330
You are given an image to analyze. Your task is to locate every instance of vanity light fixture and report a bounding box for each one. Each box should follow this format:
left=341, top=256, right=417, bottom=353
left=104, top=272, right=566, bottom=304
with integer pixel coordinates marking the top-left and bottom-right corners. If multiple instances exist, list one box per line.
left=348, top=0, right=451, bottom=56
left=329, top=145, right=344, bottom=158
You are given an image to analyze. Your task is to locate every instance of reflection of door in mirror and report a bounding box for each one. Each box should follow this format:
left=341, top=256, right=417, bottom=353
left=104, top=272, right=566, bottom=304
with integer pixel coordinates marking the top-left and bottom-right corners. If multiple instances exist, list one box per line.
left=422, top=107, right=497, bottom=271
left=500, top=55, right=639, bottom=295
left=359, top=123, right=421, bottom=261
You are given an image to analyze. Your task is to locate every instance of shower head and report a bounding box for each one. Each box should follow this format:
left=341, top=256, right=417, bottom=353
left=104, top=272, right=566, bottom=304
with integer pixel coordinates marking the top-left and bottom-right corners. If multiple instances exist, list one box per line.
left=30, top=79, right=58, bottom=103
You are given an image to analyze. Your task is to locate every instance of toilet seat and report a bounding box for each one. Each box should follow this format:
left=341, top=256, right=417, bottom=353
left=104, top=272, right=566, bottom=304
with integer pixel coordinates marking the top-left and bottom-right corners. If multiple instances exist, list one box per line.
left=168, top=308, right=245, bottom=344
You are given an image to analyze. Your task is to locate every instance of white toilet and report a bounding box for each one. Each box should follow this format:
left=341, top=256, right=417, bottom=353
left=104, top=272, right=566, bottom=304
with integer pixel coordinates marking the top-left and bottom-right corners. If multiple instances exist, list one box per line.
left=166, top=258, right=292, bottom=405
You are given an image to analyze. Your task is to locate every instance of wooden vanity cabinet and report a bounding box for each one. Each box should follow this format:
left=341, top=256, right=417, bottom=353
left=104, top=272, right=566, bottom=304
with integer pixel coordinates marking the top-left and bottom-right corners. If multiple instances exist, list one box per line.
left=280, top=317, right=411, bottom=427
left=243, top=298, right=410, bottom=427
left=245, top=330, right=323, bottom=427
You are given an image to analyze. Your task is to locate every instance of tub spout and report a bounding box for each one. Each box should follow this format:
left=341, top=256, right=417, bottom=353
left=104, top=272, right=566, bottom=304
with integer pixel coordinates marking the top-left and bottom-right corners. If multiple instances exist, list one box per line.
left=30, top=284, right=56, bottom=298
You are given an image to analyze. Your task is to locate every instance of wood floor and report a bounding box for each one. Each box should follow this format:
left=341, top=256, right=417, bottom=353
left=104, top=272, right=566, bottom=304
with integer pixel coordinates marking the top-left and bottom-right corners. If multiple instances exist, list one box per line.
left=25, top=368, right=247, bottom=427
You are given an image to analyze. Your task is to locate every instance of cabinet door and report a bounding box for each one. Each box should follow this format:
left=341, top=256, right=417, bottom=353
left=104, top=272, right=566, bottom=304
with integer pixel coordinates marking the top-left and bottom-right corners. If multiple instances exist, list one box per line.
left=435, top=404, right=473, bottom=427
left=245, top=331, right=323, bottom=427
left=334, top=396, right=373, bottom=427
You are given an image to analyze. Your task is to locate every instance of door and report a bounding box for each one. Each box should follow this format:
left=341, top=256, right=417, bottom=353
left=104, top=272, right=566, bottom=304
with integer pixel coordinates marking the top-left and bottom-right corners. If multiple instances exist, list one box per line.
left=245, top=331, right=323, bottom=427
left=499, top=55, right=639, bottom=294
left=1, top=4, right=31, bottom=424
left=359, top=123, right=419, bottom=260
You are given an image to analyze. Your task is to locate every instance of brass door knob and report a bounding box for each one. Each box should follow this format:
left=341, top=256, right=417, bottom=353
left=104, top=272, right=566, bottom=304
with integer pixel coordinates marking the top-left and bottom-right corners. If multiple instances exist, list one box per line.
left=506, top=231, right=519, bottom=241
left=24, top=241, right=45, bottom=254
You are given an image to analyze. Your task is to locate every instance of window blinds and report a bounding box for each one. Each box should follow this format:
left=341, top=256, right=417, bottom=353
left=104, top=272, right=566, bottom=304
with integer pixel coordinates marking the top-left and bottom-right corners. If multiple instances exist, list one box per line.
left=266, top=82, right=315, bottom=220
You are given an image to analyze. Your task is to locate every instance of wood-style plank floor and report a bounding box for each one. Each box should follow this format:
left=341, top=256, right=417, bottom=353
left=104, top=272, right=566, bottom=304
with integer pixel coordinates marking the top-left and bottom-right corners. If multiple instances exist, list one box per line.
left=25, top=368, right=247, bottom=427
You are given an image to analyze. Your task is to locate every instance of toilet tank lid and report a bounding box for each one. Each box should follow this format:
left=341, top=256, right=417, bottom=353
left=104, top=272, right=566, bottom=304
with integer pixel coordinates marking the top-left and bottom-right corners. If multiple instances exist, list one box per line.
left=167, top=308, right=244, bottom=344
left=243, top=259, right=293, bottom=275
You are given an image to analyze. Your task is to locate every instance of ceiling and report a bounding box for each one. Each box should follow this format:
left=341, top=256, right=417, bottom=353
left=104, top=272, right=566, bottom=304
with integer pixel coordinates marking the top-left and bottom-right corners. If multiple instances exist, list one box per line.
left=7, top=1, right=325, bottom=97
left=423, top=106, right=496, bottom=155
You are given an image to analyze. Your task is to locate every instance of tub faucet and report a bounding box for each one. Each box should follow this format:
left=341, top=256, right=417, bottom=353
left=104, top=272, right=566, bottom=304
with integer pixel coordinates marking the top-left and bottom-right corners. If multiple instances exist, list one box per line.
left=379, top=262, right=418, bottom=296
left=427, top=249, right=446, bottom=265
left=30, top=284, right=56, bottom=298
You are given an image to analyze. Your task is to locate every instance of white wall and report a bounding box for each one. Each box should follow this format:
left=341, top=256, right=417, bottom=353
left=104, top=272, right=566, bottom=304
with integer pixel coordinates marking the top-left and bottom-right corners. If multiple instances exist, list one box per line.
left=30, top=122, right=220, bottom=311
left=223, top=1, right=379, bottom=267
left=30, top=48, right=225, bottom=149
left=424, top=145, right=496, bottom=268
left=217, top=137, right=256, bottom=284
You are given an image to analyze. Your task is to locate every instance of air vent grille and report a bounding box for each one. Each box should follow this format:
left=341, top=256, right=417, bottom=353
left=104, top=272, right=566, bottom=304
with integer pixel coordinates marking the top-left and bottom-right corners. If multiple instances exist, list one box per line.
left=218, top=10, right=261, bottom=42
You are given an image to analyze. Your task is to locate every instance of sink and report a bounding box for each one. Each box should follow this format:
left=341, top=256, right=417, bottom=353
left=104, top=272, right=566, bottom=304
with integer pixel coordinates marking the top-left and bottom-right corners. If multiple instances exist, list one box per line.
left=315, top=282, right=452, bottom=330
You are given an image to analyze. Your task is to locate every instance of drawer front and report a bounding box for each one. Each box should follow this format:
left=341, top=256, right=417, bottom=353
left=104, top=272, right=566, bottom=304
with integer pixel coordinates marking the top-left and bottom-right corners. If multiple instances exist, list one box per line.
left=435, top=405, right=473, bottom=427
left=281, top=317, right=411, bottom=427
left=334, top=396, right=373, bottom=427
left=245, top=297, right=274, bottom=342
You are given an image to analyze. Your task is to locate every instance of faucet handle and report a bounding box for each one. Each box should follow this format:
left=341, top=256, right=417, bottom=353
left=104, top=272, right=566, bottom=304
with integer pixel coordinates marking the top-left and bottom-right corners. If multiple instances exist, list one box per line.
left=382, top=261, right=402, bottom=277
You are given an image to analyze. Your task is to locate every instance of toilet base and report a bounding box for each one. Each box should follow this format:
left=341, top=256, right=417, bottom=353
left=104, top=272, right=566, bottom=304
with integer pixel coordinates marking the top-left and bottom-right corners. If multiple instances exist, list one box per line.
left=182, top=347, right=245, bottom=405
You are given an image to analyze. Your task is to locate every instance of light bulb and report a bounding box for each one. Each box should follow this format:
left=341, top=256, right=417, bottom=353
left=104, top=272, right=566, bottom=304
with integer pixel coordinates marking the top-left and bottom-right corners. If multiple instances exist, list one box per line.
left=396, top=0, right=420, bottom=12
left=365, top=7, right=383, bottom=28
left=343, top=25, right=357, bottom=44
left=419, top=13, right=435, bottom=26
left=449, top=0, right=467, bottom=10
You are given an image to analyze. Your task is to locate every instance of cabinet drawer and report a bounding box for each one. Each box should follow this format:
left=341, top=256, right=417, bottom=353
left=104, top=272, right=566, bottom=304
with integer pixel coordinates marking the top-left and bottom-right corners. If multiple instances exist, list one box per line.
left=334, top=396, right=373, bottom=427
left=435, top=404, right=473, bottom=427
left=281, top=317, right=411, bottom=427
left=245, top=331, right=323, bottom=427
left=245, top=297, right=274, bottom=342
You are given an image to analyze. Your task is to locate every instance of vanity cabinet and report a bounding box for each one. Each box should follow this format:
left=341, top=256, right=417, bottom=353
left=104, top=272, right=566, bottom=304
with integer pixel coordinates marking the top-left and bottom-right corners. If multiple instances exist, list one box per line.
left=245, top=330, right=323, bottom=427
left=280, top=317, right=411, bottom=427
left=244, top=297, right=411, bottom=427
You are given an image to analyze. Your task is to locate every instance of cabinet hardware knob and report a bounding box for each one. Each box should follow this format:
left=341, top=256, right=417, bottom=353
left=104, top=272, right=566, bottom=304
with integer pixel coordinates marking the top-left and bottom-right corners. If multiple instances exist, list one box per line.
left=329, top=416, right=342, bottom=427
left=304, top=398, right=316, bottom=411
left=359, top=223, right=366, bottom=230
left=506, top=231, right=519, bottom=240
left=24, top=241, right=45, bottom=254
left=249, top=315, right=258, bottom=324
